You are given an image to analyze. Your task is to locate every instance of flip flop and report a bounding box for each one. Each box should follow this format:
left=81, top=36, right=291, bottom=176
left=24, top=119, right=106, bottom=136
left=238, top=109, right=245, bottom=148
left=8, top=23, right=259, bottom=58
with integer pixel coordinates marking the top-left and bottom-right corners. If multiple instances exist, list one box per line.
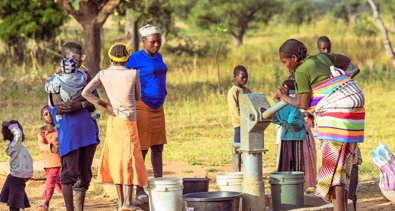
left=121, top=205, right=143, bottom=211
left=37, top=204, right=48, bottom=211
left=136, top=194, right=148, bottom=203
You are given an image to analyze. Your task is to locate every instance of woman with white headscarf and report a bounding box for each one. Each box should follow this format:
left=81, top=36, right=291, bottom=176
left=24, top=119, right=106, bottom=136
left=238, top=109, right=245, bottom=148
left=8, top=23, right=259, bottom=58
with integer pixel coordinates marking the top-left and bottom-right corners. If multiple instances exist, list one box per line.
left=125, top=24, right=167, bottom=201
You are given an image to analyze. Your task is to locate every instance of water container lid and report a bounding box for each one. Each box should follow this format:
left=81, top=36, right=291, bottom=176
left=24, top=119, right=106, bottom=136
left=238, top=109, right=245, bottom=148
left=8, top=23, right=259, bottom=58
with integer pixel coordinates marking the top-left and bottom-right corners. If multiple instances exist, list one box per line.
left=269, top=171, right=305, bottom=185
left=148, top=177, right=182, bottom=185
left=182, top=177, right=210, bottom=182
left=216, top=172, right=243, bottom=178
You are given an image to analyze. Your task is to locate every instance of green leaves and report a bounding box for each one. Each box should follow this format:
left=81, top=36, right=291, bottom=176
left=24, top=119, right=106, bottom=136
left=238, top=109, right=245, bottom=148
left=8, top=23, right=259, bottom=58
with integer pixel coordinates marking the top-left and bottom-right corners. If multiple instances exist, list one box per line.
left=286, top=0, right=319, bottom=24
left=119, top=0, right=176, bottom=36
left=0, top=0, right=68, bottom=42
left=194, top=0, right=282, bottom=45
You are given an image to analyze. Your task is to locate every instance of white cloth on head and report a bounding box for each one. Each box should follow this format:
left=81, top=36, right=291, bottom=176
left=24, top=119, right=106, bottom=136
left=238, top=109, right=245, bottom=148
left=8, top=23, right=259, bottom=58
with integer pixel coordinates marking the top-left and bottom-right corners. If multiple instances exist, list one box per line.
left=139, top=24, right=161, bottom=37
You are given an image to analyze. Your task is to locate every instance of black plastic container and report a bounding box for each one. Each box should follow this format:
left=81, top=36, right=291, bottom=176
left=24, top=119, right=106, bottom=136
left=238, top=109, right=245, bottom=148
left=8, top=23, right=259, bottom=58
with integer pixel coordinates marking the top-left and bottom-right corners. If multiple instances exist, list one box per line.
left=183, top=191, right=242, bottom=211
left=182, top=178, right=210, bottom=195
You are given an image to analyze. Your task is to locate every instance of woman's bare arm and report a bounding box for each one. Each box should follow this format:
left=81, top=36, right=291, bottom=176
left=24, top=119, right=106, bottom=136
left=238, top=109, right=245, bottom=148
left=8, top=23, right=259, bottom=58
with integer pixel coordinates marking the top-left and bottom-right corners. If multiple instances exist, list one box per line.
left=276, top=86, right=311, bottom=110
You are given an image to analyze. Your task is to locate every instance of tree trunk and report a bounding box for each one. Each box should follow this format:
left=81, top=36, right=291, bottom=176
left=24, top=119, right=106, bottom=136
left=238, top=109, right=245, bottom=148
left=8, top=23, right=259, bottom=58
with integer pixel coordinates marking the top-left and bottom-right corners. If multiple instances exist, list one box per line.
left=392, top=15, right=395, bottom=32
left=368, top=0, right=395, bottom=70
left=215, top=41, right=223, bottom=93
left=125, top=9, right=140, bottom=52
left=82, top=22, right=101, bottom=76
left=231, top=21, right=248, bottom=45
left=57, top=0, right=123, bottom=76
left=232, top=34, right=243, bottom=46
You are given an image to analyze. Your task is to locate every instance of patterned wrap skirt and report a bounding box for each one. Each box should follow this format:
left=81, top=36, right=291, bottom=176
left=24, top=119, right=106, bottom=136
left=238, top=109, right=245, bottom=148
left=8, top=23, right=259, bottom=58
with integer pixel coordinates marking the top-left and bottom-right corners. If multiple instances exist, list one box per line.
left=98, top=116, right=148, bottom=186
left=315, top=140, right=357, bottom=201
left=136, top=100, right=167, bottom=150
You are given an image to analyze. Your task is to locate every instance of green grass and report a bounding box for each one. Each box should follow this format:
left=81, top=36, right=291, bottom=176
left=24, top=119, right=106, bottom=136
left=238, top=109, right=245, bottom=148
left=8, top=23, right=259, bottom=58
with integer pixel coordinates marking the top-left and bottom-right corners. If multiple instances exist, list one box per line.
left=0, top=75, right=393, bottom=182
left=0, top=15, right=394, bottom=182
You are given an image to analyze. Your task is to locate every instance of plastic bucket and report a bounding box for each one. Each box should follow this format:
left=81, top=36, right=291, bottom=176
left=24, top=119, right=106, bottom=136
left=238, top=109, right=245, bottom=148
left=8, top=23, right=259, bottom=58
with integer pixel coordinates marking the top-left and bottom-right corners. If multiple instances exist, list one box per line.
left=216, top=172, right=243, bottom=192
left=148, top=177, right=183, bottom=211
left=182, top=178, right=210, bottom=195
left=183, top=191, right=242, bottom=211
left=269, top=171, right=305, bottom=211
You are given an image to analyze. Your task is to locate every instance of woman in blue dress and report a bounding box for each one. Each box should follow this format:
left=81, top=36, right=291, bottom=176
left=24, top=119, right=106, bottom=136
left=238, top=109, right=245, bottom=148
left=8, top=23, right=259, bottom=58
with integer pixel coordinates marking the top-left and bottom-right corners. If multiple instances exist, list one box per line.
left=125, top=25, right=167, bottom=201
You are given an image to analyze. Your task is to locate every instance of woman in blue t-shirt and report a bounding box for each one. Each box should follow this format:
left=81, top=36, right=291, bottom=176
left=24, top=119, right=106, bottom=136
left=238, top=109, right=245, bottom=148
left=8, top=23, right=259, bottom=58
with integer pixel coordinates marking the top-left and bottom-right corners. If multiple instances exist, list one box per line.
left=125, top=25, right=167, bottom=201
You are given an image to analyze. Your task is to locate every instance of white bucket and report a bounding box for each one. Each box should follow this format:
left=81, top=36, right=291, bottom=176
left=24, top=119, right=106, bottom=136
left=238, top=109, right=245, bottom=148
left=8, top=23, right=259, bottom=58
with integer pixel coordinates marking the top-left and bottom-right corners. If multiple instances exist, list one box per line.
left=216, top=172, right=243, bottom=192
left=216, top=172, right=243, bottom=211
left=148, top=177, right=183, bottom=211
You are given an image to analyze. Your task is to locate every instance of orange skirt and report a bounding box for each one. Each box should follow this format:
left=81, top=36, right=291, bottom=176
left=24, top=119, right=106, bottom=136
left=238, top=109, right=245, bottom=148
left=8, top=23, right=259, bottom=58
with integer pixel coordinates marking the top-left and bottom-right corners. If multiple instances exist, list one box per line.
left=99, top=116, right=148, bottom=186
left=136, top=100, right=167, bottom=150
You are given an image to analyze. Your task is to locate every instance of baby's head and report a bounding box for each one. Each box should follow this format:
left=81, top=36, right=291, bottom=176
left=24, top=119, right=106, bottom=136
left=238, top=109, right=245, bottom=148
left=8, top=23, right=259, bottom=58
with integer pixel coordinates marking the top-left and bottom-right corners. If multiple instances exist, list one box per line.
left=282, top=79, right=296, bottom=94
left=233, top=65, right=248, bottom=87
left=60, top=58, right=78, bottom=74
left=2, top=120, right=25, bottom=142
left=41, top=105, right=54, bottom=126
left=62, top=42, right=84, bottom=68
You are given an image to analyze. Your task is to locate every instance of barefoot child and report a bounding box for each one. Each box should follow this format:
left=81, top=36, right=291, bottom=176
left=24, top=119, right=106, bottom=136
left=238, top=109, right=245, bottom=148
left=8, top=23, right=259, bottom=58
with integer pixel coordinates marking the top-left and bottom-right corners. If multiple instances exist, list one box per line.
left=37, top=106, right=62, bottom=211
left=0, top=120, right=33, bottom=211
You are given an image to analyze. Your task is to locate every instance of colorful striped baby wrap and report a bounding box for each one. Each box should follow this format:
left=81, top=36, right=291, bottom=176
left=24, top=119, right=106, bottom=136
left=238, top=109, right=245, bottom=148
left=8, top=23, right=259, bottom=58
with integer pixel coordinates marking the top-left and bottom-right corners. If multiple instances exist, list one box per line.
left=308, top=64, right=365, bottom=143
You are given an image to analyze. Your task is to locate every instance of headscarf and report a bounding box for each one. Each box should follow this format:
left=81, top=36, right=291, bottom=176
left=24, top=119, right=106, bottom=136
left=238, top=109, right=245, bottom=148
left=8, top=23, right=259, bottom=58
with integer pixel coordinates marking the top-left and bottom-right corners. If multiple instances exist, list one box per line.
left=108, top=43, right=131, bottom=63
left=139, top=24, right=161, bottom=37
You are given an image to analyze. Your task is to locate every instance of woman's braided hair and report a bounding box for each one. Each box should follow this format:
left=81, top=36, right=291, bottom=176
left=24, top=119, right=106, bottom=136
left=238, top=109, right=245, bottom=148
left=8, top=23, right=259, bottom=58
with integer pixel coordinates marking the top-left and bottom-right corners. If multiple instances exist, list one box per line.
left=279, top=39, right=308, bottom=62
left=110, top=44, right=129, bottom=58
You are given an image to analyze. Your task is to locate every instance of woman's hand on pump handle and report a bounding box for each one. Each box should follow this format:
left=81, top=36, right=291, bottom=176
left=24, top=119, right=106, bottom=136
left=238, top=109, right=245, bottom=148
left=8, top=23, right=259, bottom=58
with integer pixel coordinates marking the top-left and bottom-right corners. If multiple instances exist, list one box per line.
left=276, top=86, right=289, bottom=99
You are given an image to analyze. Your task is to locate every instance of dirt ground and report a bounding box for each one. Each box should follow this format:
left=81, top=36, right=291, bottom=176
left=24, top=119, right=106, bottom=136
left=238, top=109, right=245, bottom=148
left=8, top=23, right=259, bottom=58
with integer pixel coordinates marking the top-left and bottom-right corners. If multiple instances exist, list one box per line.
left=0, top=162, right=393, bottom=211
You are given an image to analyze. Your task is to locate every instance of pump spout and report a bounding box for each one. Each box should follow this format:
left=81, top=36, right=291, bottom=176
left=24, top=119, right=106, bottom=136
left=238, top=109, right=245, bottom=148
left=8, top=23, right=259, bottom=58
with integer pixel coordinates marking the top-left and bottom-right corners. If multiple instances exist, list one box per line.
left=261, top=100, right=288, bottom=119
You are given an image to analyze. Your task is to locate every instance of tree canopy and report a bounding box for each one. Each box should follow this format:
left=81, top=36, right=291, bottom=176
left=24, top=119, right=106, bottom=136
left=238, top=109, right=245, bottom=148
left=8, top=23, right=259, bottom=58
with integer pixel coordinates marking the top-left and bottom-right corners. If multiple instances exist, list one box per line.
left=119, top=0, right=176, bottom=51
left=286, top=0, right=320, bottom=24
left=0, top=0, right=67, bottom=43
left=195, top=0, right=282, bottom=45
left=58, top=0, right=123, bottom=75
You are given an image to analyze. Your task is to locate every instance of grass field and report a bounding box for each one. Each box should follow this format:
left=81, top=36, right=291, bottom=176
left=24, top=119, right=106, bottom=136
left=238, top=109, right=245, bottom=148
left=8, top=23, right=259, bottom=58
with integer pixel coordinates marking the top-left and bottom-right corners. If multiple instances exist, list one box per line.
left=0, top=16, right=394, bottom=181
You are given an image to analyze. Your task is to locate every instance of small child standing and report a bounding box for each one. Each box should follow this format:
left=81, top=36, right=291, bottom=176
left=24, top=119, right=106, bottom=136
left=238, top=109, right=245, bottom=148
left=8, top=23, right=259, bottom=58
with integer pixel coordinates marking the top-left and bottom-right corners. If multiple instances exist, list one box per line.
left=227, top=65, right=252, bottom=147
left=227, top=65, right=251, bottom=172
left=273, top=80, right=306, bottom=172
left=0, top=120, right=33, bottom=211
left=37, top=106, right=62, bottom=211
left=44, top=58, right=99, bottom=127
